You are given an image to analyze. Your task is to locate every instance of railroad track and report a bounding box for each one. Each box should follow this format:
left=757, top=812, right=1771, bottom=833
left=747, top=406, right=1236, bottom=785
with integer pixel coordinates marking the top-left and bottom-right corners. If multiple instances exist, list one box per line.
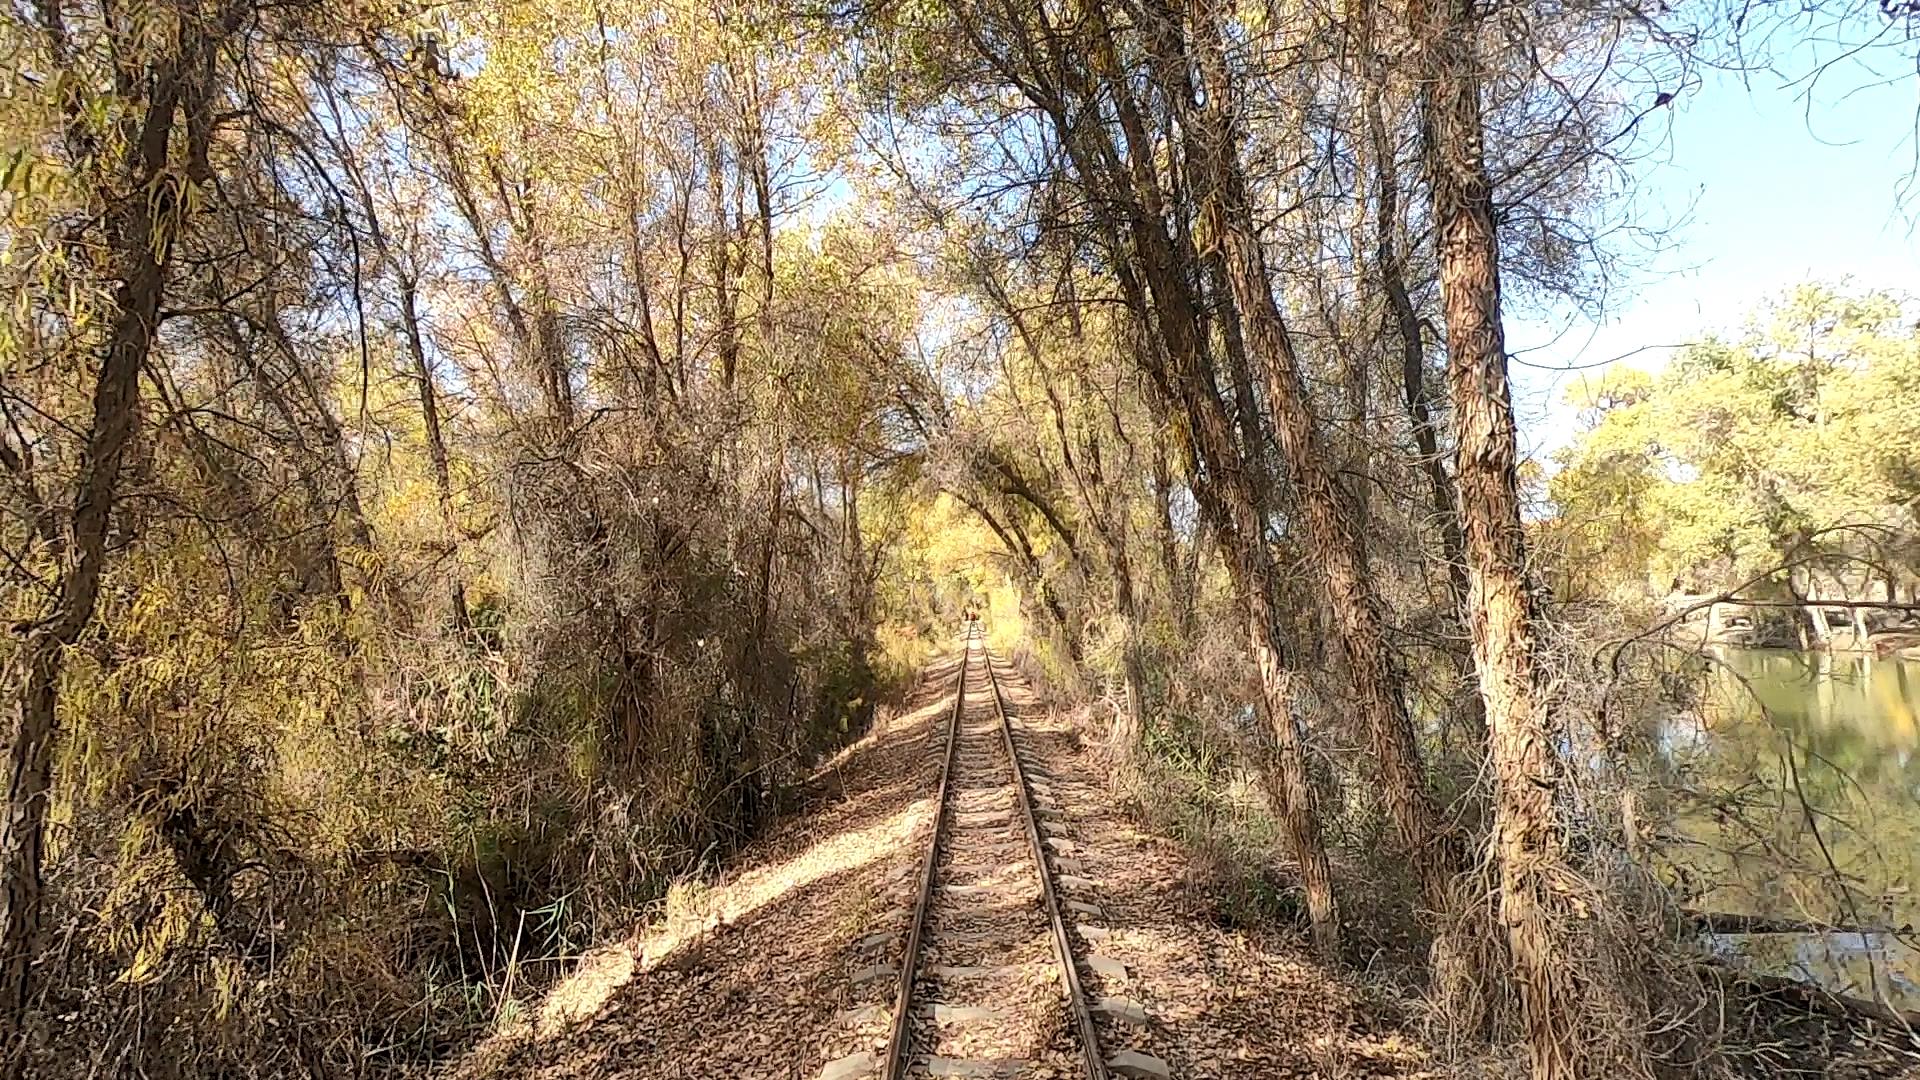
left=823, top=629, right=1166, bottom=1080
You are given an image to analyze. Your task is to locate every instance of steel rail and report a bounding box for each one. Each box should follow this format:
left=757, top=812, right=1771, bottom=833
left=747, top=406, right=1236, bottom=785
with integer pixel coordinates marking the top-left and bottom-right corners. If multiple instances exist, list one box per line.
left=880, top=630, right=971, bottom=1080
left=983, top=647, right=1108, bottom=1080
left=878, top=632, right=1105, bottom=1080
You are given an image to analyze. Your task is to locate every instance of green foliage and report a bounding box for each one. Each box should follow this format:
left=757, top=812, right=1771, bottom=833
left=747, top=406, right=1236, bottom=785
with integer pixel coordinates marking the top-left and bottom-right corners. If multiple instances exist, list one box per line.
left=0, top=0, right=936, bottom=1070
left=1550, top=283, right=1920, bottom=600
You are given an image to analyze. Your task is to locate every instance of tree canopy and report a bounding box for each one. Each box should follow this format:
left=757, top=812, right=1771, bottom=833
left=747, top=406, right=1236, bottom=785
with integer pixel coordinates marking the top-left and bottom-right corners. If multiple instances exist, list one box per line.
left=1552, top=283, right=1920, bottom=602
left=1, top=0, right=1914, bottom=1075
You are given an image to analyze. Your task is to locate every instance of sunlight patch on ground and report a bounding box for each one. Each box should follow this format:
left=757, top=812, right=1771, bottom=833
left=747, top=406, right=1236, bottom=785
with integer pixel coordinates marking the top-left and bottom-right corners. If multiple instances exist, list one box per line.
left=527, top=677, right=956, bottom=1038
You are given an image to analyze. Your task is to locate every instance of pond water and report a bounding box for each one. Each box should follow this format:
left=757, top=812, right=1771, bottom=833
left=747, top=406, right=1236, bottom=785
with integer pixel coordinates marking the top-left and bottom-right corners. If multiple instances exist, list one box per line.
left=1655, top=647, right=1920, bottom=1010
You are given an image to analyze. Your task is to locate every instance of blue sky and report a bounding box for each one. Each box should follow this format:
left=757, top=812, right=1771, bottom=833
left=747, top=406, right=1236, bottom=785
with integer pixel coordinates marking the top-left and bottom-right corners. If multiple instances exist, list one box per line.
left=1509, top=38, right=1920, bottom=462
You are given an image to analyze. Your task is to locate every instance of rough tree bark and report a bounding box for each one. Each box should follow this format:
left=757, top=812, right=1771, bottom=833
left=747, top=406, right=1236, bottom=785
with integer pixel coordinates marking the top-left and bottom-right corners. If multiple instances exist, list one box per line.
left=950, top=0, right=1340, bottom=951
left=1132, top=188, right=1343, bottom=955
left=1411, top=0, right=1583, bottom=1071
left=1178, top=0, right=1461, bottom=912
left=1106, top=76, right=1341, bottom=958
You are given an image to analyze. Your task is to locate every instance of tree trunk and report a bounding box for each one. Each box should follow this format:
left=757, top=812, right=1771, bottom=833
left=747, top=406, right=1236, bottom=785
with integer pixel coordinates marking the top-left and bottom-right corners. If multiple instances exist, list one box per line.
left=705, top=128, right=741, bottom=393
left=1413, top=0, right=1583, bottom=1069
left=1181, top=0, right=1459, bottom=913
left=1242, top=555, right=1340, bottom=954
left=399, top=272, right=473, bottom=633
left=254, top=302, right=381, bottom=613
left=1108, top=538, right=1149, bottom=759
left=963, top=1, right=1341, bottom=949
left=955, top=491, right=1081, bottom=662
left=626, top=186, right=670, bottom=407
left=1362, top=73, right=1487, bottom=750
left=2, top=42, right=194, bottom=1024
left=1137, top=232, right=1342, bottom=953
left=1150, top=432, right=1193, bottom=638
left=420, top=95, right=574, bottom=434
